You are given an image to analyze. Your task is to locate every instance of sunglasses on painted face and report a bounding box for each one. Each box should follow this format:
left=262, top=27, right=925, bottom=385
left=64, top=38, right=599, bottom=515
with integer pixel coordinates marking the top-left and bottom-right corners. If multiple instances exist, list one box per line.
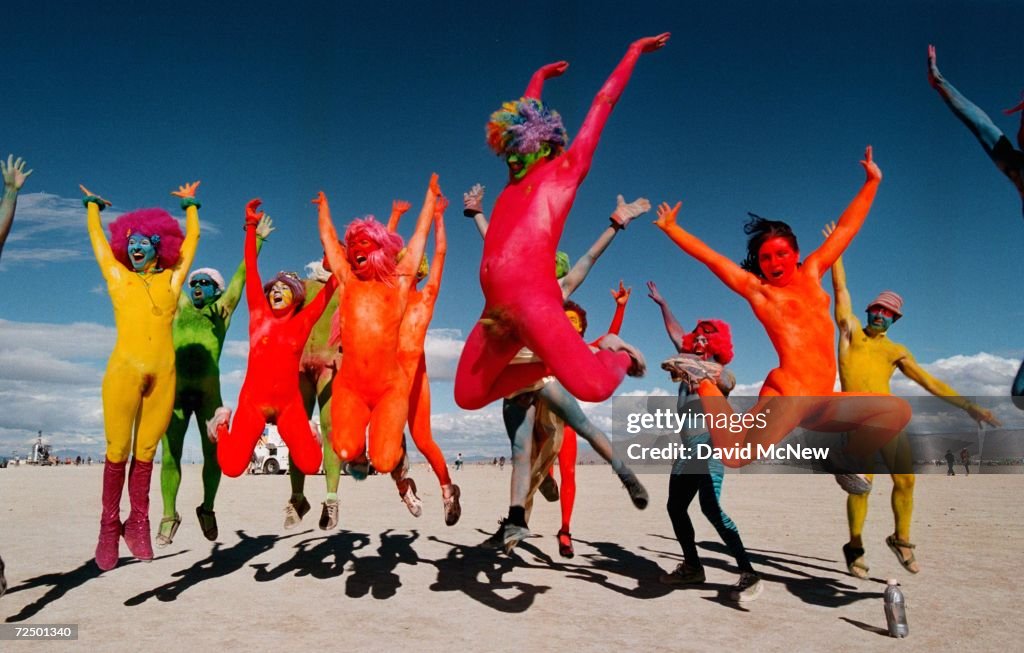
left=189, top=278, right=216, bottom=288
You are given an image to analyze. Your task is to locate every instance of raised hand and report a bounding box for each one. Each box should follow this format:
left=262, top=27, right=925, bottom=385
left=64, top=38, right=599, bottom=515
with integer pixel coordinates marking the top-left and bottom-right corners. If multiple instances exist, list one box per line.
left=927, top=44, right=942, bottom=89
left=392, top=199, right=411, bottom=217
left=429, top=173, right=441, bottom=197
left=821, top=220, right=837, bottom=239
left=654, top=201, right=682, bottom=231
left=311, top=191, right=328, bottom=209
left=434, top=194, right=449, bottom=218
left=646, top=280, right=664, bottom=304
left=538, top=61, right=569, bottom=80
left=79, top=184, right=112, bottom=209
left=967, top=403, right=1001, bottom=428
left=860, top=146, right=881, bottom=183
left=634, top=32, right=670, bottom=54
left=1, top=155, right=33, bottom=191
left=171, top=181, right=201, bottom=198
left=611, top=194, right=651, bottom=229
left=463, top=183, right=485, bottom=217
left=256, top=214, right=275, bottom=239
left=245, top=198, right=264, bottom=226
left=611, top=280, right=631, bottom=305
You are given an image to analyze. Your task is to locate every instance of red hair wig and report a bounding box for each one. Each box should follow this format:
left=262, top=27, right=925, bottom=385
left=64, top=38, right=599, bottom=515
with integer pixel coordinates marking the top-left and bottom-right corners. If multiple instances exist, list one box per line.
left=681, top=319, right=734, bottom=365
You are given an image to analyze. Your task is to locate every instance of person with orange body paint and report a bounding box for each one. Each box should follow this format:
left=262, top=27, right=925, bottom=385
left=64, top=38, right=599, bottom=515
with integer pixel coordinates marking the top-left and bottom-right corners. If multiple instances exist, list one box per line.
left=655, top=147, right=911, bottom=477
left=453, top=34, right=669, bottom=410
left=385, top=196, right=463, bottom=525
left=82, top=181, right=200, bottom=571
left=208, top=199, right=338, bottom=478
left=315, top=176, right=439, bottom=477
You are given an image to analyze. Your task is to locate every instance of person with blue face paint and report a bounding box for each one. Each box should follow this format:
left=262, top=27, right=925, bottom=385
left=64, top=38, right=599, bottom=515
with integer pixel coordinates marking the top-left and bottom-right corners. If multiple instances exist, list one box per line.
left=827, top=228, right=1000, bottom=579
left=156, top=214, right=274, bottom=547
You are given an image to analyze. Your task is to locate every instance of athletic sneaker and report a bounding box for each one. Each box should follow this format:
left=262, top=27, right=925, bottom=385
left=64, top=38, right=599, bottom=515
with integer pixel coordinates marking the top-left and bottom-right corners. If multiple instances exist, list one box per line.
left=660, top=562, right=706, bottom=586
left=617, top=468, right=649, bottom=509
left=480, top=518, right=530, bottom=553
left=730, top=572, right=764, bottom=602
left=283, top=496, right=311, bottom=529
left=661, top=354, right=722, bottom=391
left=539, top=475, right=560, bottom=502
left=398, top=478, right=423, bottom=518
left=319, top=499, right=339, bottom=531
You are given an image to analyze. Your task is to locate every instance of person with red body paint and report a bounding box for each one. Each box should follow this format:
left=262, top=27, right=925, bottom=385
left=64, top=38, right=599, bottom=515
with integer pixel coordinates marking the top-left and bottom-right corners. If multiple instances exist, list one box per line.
left=453, top=34, right=669, bottom=411
left=655, top=147, right=911, bottom=480
left=208, top=199, right=337, bottom=478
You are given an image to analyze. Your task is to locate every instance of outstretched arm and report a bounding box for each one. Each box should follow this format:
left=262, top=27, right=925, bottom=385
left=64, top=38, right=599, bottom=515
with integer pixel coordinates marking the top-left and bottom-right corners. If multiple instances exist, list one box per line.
left=646, top=280, right=686, bottom=351
left=222, top=214, right=273, bottom=315
left=823, top=222, right=857, bottom=336
left=654, top=200, right=758, bottom=299
left=397, top=174, right=440, bottom=279
left=524, top=61, right=569, bottom=100
left=928, top=44, right=1022, bottom=185
left=242, top=198, right=269, bottom=314
left=568, top=34, right=669, bottom=177
left=0, top=155, right=32, bottom=261
left=803, top=147, right=881, bottom=277
left=170, top=181, right=202, bottom=294
left=386, top=199, right=411, bottom=232
left=313, top=191, right=350, bottom=286
left=561, top=195, right=649, bottom=299
left=422, top=195, right=448, bottom=307
left=897, top=356, right=1001, bottom=427
left=80, top=185, right=119, bottom=281
left=463, top=183, right=488, bottom=238
left=606, top=281, right=630, bottom=335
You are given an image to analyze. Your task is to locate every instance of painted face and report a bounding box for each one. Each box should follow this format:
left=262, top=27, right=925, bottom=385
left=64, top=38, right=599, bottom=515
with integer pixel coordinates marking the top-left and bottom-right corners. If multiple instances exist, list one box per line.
left=127, top=234, right=157, bottom=271
left=506, top=143, right=551, bottom=181
left=188, top=273, right=221, bottom=308
left=757, top=236, right=798, bottom=287
left=684, top=322, right=718, bottom=360
left=347, top=237, right=381, bottom=277
left=866, top=306, right=895, bottom=332
left=267, top=281, right=294, bottom=314
left=565, top=310, right=583, bottom=335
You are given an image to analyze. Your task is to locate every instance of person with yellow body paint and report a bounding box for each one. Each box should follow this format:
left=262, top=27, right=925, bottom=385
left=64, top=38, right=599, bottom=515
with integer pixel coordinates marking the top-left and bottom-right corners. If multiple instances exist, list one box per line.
left=826, top=222, right=999, bottom=579
left=83, top=181, right=201, bottom=571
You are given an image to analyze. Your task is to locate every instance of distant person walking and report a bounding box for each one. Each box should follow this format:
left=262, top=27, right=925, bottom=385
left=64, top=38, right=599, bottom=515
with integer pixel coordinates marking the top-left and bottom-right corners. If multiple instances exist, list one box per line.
left=455, top=453, right=463, bottom=471
left=945, top=449, right=956, bottom=476
left=960, top=448, right=971, bottom=476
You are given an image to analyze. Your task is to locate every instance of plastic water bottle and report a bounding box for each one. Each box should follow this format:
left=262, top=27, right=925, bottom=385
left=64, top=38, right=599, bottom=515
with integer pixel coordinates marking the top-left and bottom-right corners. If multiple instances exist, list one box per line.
left=883, top=579, right=909, bottom=638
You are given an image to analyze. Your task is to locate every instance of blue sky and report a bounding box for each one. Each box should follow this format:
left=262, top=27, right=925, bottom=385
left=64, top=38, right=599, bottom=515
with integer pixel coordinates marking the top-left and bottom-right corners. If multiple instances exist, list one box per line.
left=2, top=1, right=1023, bottom=460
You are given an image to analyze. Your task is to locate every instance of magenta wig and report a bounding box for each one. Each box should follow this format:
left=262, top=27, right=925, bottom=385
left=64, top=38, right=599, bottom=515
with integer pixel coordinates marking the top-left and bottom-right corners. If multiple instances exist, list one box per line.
left=487, top=97, right=568, bottom=156
left=682, top=319, right=734, bottom=365
left=108, top=208, right=184, bottom=271
left=262, top=271, right=306, bottom=307
left=343, top=217, right=405, bottom=286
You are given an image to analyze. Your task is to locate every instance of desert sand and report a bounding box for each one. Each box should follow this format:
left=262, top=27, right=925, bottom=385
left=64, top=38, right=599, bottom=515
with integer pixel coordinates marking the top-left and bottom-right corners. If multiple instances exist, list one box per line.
left=0, top=464, right=1021, bottom=651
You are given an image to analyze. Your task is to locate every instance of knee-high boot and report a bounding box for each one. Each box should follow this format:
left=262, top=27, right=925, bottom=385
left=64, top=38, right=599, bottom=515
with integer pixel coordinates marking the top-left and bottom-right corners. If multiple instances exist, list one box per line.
left=96, top=458, right=127, bottom=571
left=123, top=459, right=154, bottom=562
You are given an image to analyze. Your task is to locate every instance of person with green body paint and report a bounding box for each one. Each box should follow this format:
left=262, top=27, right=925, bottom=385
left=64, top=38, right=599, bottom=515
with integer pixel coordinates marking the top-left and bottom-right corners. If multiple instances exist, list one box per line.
left=156, top=214, right=274, bottom=546
left=282, top=262, right=345, bottom=530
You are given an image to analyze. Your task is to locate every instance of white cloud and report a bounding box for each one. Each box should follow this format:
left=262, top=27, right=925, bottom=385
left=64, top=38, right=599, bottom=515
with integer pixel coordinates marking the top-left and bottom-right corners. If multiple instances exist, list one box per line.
left=890, top=352, right=1016, bottom=397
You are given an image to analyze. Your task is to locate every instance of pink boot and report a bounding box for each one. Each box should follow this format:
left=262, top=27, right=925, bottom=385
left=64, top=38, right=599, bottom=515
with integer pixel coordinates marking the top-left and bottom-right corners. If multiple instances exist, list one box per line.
left=96, top=458, right=127, bottom=571
left=123, top=459, right=154, bottom=562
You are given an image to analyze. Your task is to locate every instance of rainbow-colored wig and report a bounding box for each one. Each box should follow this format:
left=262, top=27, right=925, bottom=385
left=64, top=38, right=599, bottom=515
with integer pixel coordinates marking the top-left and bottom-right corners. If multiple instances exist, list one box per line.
left=262, top=271, right=306, bottom=307
left=682, top=319, right=734, bottom=365
left=108, top=208, right=184, bottom=271
left=487, top=97, right=568, bottom=156
left=343, top=217, right=405, bottom=286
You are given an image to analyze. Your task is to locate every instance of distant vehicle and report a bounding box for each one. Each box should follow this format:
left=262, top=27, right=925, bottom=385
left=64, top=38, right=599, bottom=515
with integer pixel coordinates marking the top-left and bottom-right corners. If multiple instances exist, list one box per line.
left=249, top=427, right=289, bottom=475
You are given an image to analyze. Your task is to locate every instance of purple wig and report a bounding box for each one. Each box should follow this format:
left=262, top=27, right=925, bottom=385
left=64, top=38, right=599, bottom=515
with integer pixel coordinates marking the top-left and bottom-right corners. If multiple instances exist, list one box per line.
left=343, top=217, right=405, bottom=286
left=108, top=208, right=185, bottom=271
left=262, top=271, right=306, bottom=307
left=486, top=97, right=568, bottom=156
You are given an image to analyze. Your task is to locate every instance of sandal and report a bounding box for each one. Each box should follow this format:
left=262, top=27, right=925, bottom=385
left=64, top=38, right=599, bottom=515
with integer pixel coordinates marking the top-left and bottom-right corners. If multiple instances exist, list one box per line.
left=196, top=505, right=219, bottom=541
left=885, top=535, right=919, bottom=574
left=842, top=542, right=869, bottom=579
left=557, top=530, right=574, bottom=559
left=155, top=513, right=181, bottom=548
